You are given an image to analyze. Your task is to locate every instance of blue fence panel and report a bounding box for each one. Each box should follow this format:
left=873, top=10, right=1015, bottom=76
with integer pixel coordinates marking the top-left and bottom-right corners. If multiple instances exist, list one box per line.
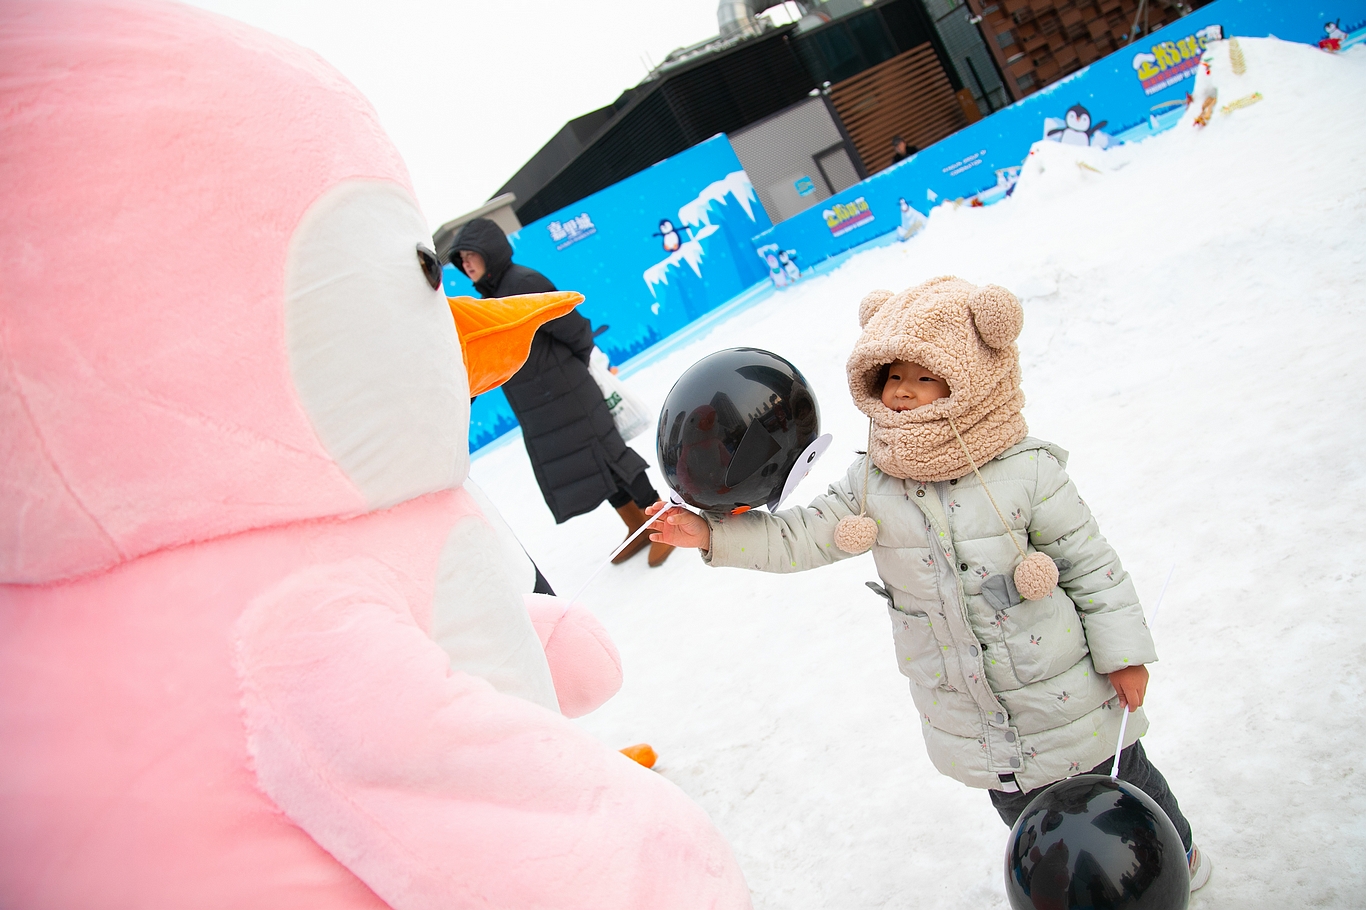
left=749, top=0, right=1366, bottom=268
left=447, top=135, right=773, bottom=452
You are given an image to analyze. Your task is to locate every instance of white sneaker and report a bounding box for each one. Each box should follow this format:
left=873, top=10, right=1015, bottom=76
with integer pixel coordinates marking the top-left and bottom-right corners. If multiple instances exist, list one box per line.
left=1188, top=843, right=1212, bottom=892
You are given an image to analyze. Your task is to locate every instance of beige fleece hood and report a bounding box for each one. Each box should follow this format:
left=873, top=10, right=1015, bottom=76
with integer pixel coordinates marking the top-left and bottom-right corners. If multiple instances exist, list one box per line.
left=847, top=275, right=1029, bottom=482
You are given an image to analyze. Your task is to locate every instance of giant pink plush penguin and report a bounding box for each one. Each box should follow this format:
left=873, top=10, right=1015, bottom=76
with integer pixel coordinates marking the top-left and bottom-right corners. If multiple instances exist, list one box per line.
left=0, top=2, right=751, bottom=908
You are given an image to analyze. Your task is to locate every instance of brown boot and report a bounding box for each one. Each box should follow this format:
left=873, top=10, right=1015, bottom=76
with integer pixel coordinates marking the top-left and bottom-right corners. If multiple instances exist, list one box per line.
left=647, top=540, right=674, bottom=567
left=611, top=502, right=652, bottom=564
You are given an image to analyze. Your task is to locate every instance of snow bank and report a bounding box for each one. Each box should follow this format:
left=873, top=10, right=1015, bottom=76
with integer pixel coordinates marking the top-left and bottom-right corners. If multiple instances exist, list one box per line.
left=473, top=38, right=1366, bottom=908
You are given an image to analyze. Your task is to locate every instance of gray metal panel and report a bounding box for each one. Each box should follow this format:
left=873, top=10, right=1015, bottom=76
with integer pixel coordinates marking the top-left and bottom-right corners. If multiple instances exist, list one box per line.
left=925, top=0, right=1008, bottom=113
left=815, top=144, right=860, bottom=193
left=729, top=95, right=850, bottom=222
left=493, top=106, right=614, bottom=210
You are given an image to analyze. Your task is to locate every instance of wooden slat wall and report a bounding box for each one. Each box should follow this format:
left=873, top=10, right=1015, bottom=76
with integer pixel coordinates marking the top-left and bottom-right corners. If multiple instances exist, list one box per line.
left=827, top=44, right=969, bottom=174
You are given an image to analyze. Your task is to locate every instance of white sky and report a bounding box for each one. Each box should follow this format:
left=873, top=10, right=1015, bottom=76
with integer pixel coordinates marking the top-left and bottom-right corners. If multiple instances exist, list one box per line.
left=183, top=0, right=733, bottom=231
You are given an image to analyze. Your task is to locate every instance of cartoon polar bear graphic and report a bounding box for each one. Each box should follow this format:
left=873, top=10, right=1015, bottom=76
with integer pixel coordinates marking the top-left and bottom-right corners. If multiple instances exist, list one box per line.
left=0, top=2, right=750, bottom=909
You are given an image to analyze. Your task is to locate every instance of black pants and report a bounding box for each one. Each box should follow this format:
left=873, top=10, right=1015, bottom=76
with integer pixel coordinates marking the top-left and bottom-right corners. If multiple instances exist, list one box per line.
left=606, top=470, right=658, bottom=510
left=988, top=740, right=1193, bottom=851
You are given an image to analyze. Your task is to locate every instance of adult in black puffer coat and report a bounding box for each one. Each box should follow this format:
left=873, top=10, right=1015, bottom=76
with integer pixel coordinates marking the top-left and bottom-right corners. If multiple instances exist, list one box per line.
left=448, top=218, right=670, bottom=565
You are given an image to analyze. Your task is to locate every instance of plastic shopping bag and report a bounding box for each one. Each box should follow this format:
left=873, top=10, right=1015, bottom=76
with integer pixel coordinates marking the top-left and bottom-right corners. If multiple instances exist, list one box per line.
left=588, top=347, right=653, bottom=441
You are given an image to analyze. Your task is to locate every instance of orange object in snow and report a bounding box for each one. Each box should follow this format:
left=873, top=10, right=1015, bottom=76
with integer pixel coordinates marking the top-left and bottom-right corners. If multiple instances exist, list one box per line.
left=448, top=291, right=584, bottom=396
left=1193, top=95, right=1218, bottom=128
left=620, top=744, right=658, bottom=769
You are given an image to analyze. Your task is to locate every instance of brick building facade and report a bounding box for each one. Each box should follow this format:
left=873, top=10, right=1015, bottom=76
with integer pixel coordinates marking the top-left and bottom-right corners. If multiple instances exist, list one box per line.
left=965, top=0, right=1212, bottom=99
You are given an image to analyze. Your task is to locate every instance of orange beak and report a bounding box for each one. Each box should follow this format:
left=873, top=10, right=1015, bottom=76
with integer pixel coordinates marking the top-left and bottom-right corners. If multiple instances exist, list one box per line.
left=448, top=291, right=585, bottom=397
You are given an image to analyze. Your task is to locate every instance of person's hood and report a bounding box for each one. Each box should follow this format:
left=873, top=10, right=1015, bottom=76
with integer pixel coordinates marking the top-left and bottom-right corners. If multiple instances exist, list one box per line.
left=449, top=217, right=513, bottom=297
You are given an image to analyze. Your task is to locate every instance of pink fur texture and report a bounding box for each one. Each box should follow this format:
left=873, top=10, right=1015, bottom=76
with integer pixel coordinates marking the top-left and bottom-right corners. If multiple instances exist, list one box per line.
left=0, top=2, right=750, bottom=908
left=0, top=0, right=404, bottom=583
left=526, top=593, right=625, bottom=718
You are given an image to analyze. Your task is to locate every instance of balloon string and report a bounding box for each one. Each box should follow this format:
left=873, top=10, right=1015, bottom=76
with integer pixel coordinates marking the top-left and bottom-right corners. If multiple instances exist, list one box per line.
left=1109, top=711, right=1130, bottom=780
left=1148, top=562, right=1176, bottom=627
left=567, top=493, right=696, bottom=603
left=947, top=416, right=1027, bottom=563
left=1110, top=563, right=1176, bottom=780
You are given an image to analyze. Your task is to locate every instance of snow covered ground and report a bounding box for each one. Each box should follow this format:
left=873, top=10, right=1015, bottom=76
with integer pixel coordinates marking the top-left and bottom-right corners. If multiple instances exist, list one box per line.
left=471, top=39, right=1366, bottom=908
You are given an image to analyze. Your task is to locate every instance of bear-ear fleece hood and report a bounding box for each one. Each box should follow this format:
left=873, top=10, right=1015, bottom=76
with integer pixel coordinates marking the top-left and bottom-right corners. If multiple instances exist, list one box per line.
left=836, top=276, right=1059, bottom=599
left=846, top=275, right=1029, bottom=483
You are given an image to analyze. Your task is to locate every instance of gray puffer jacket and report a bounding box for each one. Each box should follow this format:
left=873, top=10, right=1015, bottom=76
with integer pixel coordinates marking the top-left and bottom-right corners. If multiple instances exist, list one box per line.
left=702, top=437, right=1157, bottom=792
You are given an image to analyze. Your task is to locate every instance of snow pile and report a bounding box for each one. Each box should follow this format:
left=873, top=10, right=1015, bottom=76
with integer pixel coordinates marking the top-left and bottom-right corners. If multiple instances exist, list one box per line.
left=1006, top=138, right=1135, bottom=205
left=472, top=38, right=1366, bottom=909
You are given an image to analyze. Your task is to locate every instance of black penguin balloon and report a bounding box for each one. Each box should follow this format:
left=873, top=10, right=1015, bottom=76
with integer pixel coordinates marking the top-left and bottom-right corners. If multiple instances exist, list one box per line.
left=1005, top=775, right=1189, bottom=910
left=656, top=348, right=829, bottom=513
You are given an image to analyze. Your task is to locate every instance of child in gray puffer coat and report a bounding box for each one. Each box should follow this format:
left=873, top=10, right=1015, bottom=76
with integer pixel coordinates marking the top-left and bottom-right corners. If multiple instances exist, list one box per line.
left=646, top=276, right=1209, bottom=890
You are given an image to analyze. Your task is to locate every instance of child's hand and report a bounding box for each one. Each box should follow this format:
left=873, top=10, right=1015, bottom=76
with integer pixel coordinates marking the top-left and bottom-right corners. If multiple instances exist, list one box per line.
left=645, top=501, right=711, bottom=551
left=1107, top=664, right=1149, bottom=712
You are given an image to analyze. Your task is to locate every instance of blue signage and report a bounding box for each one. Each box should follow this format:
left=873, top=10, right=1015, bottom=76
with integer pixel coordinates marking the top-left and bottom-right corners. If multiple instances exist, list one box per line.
left=794, top=175, right=816, bottom=197
left=547, top=213, right=597, bottom=250
left=825, top=196, right=874, bottom=236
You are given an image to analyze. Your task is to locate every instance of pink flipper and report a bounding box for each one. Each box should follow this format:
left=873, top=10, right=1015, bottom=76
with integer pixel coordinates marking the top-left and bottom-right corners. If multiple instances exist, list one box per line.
left=236, top=559, right=748, bottom=910
left=524, top=593, right=623, bottom=718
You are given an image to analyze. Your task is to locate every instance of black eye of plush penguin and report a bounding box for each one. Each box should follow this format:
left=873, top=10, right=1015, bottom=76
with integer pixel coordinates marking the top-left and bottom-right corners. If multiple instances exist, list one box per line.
left=416, top=244, right=443, bottom=291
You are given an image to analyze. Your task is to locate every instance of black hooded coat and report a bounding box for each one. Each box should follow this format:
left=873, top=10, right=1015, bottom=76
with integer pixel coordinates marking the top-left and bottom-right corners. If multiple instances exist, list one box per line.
left=450, top=218, right=647, bottom=523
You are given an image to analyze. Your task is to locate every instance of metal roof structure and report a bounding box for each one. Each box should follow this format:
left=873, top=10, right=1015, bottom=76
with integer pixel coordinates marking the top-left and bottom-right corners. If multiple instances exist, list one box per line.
left=498, top=0, right=964, bottom=224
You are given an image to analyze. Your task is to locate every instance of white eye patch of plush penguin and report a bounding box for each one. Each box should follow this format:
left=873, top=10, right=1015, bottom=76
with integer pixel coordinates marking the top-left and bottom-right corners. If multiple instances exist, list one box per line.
left=287, top=180, right=468, bottom=510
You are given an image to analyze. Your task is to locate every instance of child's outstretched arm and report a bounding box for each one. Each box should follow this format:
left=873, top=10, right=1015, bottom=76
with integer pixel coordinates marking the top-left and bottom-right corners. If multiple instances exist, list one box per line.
left=648, top=457, right=869, bottom=574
